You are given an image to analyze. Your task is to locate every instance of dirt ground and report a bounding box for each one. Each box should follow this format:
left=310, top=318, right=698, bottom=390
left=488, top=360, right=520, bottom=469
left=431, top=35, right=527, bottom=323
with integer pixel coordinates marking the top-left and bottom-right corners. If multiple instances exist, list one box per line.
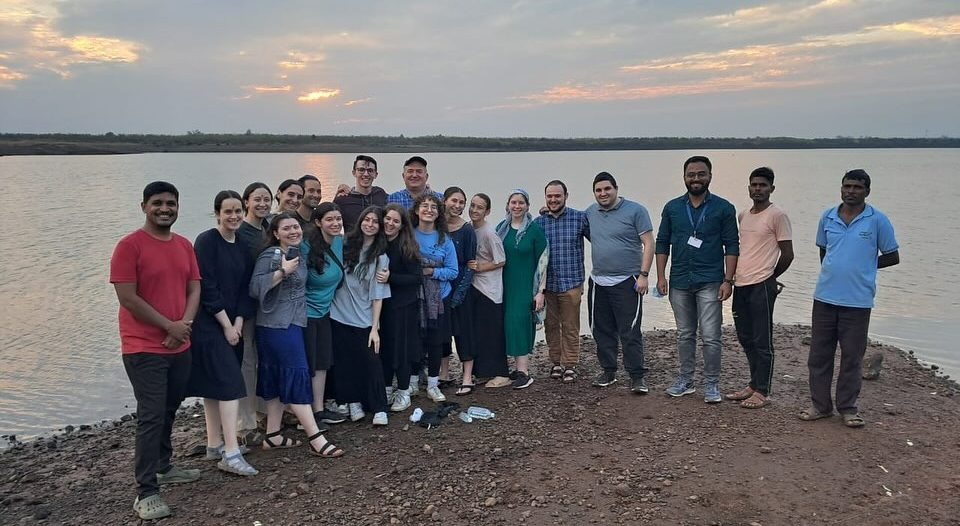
left=2, top=324, right=958, bottom=526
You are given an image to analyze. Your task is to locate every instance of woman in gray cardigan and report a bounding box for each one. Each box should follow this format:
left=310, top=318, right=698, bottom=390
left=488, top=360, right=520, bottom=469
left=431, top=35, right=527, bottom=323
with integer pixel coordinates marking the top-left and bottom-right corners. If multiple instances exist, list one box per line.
left=250, top=212, right=343, bottom=458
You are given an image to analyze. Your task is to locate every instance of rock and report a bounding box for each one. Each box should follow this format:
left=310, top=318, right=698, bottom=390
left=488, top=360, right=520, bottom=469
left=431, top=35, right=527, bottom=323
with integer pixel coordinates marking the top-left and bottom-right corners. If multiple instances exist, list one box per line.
left=615, top=484, right=631, bottom=497
left=760, top=447, right=772, bottom=454
left=424, top=504, right=436, bottom=516
left=802, top=336, right=811, bottom=346
left=484, top=497, right=497, bottom=507
left=662, top=480, right=673, bottom=487
left=688, top=495, right=699, bottom=501
left=33, top=507, right=51, bottom=520
left=212, top=507, right=225, bottom=517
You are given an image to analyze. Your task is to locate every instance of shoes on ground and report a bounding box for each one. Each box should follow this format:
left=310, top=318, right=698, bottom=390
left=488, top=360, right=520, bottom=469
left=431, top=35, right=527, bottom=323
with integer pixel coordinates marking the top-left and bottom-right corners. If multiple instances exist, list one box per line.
left=592, top=370, right=618, bottom=387
left=665, top=377, right=695, bottom=397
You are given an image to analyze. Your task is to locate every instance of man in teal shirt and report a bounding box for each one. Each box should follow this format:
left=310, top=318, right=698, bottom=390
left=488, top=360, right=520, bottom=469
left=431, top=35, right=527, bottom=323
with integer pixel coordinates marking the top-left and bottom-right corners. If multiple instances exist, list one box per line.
left=801, top=169, right=899, bottom=428
left=656, top=156, right=739, bottom=403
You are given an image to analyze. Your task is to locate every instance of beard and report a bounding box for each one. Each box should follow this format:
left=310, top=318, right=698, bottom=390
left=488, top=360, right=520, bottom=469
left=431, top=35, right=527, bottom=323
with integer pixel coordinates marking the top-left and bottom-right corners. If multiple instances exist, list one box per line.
left=686, top=181, right=709, bottom=196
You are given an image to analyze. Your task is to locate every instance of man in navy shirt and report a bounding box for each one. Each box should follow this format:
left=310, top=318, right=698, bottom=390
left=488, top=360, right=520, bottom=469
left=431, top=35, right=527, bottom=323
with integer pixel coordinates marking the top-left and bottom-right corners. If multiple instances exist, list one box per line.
left=800, top=169, right=899, bottom=428
left=656, top=156, right=739, bottom=403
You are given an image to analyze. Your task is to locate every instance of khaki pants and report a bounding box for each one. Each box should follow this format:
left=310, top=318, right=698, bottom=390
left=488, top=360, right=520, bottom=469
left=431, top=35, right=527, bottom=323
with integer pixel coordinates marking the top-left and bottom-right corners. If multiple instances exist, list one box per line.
left=544, top=286, right=583, bottom=368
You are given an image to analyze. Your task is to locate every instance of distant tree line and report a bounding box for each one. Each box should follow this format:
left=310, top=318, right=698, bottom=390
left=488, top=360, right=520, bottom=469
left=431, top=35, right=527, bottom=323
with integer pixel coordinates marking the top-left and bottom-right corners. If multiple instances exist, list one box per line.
left=1, top=132, right=957, bottom=155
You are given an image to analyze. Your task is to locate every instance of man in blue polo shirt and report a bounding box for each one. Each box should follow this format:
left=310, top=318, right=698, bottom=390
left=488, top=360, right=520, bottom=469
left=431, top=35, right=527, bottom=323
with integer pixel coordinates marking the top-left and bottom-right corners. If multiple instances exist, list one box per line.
left=656, top=155, right=739, bottom=403
left=535, top=180, right=589, bottom=382
left=800, top=169, right=899, bottom=428
left=586, top=172, right=655, bottom=393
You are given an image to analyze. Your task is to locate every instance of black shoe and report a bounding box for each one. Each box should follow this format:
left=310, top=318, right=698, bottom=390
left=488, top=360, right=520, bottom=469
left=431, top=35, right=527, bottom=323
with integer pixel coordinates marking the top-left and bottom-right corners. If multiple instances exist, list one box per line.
left=297, top=417, right=330, bottom=433
left=630, top=377, right=649, bottom=394
left=512, top=372, right=534, bottom=390
left=592, top=371, right=617, bottom=387
left=508, top=370, right=520, bottom=380
left=316, top=410, right=346, bottom=425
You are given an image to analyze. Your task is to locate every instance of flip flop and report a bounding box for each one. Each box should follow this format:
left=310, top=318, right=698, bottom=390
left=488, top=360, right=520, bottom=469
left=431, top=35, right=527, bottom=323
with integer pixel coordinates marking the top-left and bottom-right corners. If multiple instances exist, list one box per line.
left=455, top=384, right=475, bottom=396
left=842, top=413, right=866, bottom=428
left=740, top=392, right=767, bottom=409
left=798, top=408, right=832, bottom=421
left=725, top=387, right=754, bottom=401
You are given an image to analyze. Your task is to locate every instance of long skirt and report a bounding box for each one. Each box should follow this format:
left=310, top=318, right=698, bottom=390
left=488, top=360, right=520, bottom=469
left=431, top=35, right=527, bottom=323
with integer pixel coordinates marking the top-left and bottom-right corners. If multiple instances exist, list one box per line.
left=469, top=288, right=510, bottom=378
left=186, top=322, right=246, bottom=401
left=331, top=320, right=389, bottom=413
left=255, top=325, right=312, bottom=405
left=443, top=293, right=478, bottom=362
left=381, top=301, right=422, bottom=390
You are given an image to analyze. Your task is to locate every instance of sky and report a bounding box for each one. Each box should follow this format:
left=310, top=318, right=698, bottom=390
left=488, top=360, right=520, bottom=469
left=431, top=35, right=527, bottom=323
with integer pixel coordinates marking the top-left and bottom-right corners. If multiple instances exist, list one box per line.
left=1, top=0, right=958, bottom=137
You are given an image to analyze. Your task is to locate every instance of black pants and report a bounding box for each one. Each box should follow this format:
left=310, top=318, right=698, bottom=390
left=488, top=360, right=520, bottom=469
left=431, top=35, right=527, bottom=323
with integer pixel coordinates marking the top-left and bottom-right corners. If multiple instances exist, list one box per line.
left=808, top=300, right=871, bottom=415
left=331, top=320, right=388, bottom=413
left=420, top=307, right=450, bottom=378
left=588, top=278, right=646, bottom=379
left=732, top=277, right=778, bottom=396
left=122, top=350, right=192, bottom=498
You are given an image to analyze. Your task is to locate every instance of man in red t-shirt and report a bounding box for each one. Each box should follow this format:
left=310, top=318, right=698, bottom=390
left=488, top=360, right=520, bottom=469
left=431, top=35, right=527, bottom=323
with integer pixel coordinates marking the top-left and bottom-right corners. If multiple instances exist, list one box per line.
left=110, top=181, right=201, bottom=520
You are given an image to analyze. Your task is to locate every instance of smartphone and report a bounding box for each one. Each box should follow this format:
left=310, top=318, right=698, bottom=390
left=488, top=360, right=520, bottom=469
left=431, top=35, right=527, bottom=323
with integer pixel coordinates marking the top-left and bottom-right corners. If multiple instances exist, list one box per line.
left=285, top=246, right=300, bottom=260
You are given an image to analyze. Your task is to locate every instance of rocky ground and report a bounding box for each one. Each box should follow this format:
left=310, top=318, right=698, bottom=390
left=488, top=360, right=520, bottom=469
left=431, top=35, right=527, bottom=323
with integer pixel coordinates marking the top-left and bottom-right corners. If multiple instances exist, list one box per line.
left=2, top=324, right=958, bottom=526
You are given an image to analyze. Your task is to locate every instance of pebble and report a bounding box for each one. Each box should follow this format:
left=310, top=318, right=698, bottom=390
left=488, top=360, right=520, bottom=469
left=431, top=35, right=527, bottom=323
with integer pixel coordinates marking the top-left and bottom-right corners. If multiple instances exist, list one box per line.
left=484, top=497, right=497, bottom=507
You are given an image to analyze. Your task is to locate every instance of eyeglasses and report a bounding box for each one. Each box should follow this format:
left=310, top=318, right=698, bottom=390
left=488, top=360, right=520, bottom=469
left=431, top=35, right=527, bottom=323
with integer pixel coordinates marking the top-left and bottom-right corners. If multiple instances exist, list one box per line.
left=354, top=167, right=377, bottom=174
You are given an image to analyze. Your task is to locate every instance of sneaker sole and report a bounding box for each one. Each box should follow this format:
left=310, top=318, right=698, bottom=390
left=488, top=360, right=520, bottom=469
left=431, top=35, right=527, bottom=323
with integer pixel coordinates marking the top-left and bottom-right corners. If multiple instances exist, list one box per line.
left=320, top=417, right=346, bottom=424
left=217, top=463, right=258, bottom=476
left=704, top=396, right=722, bottom=403
left=592, top=379, right=618, bottom=388
left=631, top=388, right=649, bottom=395
left=666, top=388, right=696, bottom=397
left=513, top=379, right=535, bottom=390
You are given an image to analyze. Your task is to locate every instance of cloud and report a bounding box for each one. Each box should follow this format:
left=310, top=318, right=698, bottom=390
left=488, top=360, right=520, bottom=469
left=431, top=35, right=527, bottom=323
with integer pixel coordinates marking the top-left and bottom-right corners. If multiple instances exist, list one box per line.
left=334, top=117, right=379, bottom=124
left=251, top=85, right=291, bottom=92
left=521, top=76, right=820, bottom=104
left=702, top=0, right=858, bottom=28
left=297, top=88, right=341, bottom=102
left=277, top=51, right=325, bottom=70
left=343, top=97, right=372, bottom=106
left=0, top=0, right=143, bottom=85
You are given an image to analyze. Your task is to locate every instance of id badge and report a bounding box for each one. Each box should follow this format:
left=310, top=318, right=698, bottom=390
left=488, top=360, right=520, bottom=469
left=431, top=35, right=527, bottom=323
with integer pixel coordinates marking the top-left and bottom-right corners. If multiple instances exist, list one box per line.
left=687, top=236, right=703, bottom=248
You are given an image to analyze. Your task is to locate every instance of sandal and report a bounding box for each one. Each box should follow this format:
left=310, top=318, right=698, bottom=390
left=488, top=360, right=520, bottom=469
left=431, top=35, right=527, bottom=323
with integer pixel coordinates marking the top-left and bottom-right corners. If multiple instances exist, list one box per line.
left=550, top=365, right=563, bottom=379
left=725, top=387, right=754, bottom=401
left=562, top=369, right=576, bottom=383
left=798, top=408, right=832, bottom=421
left=133, top=494, right=172, bottom=520
left=455, top=384, right=475, bottom=396
left=307, top=431, right=344, bottom=458
left=842, top=413, right=866, bottom=428
left=261, top=430, right=301, bottom=450
left=740, top=392, right=767, bottom=409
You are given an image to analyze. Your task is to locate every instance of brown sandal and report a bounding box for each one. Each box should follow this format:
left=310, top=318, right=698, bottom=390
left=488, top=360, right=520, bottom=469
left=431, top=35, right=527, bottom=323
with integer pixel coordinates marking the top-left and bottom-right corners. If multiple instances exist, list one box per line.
left=724, top=387, right=754, bottom=401
left=740, top=392, right=767, bottom=409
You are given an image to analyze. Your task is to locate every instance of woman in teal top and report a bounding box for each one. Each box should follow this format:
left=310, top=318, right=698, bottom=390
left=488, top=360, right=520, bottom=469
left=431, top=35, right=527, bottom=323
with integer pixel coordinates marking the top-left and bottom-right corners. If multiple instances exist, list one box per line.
left=302, top=202, right=347, bottom=426
left=496, top=189, right=548, bottom=390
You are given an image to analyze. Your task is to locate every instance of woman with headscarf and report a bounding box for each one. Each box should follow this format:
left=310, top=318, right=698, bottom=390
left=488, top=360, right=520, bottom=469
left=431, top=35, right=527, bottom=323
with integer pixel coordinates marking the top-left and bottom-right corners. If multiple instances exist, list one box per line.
left=497, top=189, right=549, bottom=390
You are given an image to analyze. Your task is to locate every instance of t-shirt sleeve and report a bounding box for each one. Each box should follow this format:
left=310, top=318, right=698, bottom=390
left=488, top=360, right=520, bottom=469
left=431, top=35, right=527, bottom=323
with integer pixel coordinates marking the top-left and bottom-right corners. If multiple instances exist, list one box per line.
left=491, top=232, right=506, bottom=264
left=634, top=204, right=653, bottom=236
left=370, top=254, right=392, bottom=300
left=815, top=212, right=828, bottom=248
left=110, top=237, right=139, bottom=283
left=775, top=210, right=793, bottom=241
left=185, top=238, right=201, bottom=281
left=877, top=214, right=899, bottom=254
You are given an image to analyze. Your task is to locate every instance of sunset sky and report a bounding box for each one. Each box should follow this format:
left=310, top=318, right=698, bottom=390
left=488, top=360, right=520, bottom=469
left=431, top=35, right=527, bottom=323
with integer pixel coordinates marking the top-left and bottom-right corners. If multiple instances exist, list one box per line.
left=1, top=0, right=958, bottom=137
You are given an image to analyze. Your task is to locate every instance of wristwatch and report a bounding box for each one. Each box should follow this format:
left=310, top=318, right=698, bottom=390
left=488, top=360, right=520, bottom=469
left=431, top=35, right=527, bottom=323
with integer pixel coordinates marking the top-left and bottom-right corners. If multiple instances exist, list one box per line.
left=723, top=278, right=735, bottom=285
left=638, top=271, right=649, bottom=277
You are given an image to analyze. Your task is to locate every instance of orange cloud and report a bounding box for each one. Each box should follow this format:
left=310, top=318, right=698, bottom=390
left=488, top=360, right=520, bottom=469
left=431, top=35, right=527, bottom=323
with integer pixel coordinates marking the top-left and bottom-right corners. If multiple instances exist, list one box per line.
left=0, top=65, right=27, bottom=88
left=277, top=51, right=324, bottom=70
left=252, top=85, right=292, bottom=92
left=298, top=89, right=341, bottom=102
left=522, top=76, right=820, bottom=104
left=703, top=0, right=857, bottom=28
left=334, top=118, right=379, bottom=124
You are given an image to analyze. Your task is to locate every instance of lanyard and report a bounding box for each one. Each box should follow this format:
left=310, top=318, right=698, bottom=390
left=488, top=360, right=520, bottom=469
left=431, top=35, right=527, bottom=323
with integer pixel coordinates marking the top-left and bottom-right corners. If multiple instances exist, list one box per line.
left=686, top=201, right=708, bottom=238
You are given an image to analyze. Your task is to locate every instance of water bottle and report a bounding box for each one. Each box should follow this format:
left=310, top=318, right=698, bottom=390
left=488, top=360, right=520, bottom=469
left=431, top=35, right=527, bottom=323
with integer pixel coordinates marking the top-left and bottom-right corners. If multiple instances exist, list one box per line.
left=467, top=406, right=495, bottom=420
left=271, top=248, right=282, bottom=271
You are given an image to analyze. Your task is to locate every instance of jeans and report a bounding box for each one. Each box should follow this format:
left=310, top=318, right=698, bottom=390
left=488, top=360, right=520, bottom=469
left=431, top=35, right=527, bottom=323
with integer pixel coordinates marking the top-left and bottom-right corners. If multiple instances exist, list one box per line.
left=808, top=300, right=871, bottom=415
left=545, top=286, right=583, bottom=369
left=122, top=350, right=192, bottom=498
left=732, top=277, right=778, bottom=395
left=669, top=282, right=722, bottom=384
left=588, top=278, right=646, bottom=379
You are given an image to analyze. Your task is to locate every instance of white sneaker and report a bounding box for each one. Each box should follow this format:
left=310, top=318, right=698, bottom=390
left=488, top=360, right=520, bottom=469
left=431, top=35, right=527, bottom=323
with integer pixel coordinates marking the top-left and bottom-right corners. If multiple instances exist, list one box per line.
left=409, top=382, right=420, bottom=397
left=385, top=387, right=396, bottom=405
left=390, top=390, right=411, bottom=412
left=324, top=399, right=339, bottom=413
left=426, top=386, right=446, bottom=402
left=372, top=412, right=388, bottom=426
left=348, top=403, right=365, bottom=422
left=336, top=404, right=349, bottom=416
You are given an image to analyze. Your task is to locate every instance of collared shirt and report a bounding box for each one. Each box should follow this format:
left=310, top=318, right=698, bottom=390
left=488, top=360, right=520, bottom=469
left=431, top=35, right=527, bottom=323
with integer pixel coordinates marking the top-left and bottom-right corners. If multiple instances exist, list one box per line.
left=534, top=207, right=589, bottom=293
left=814, top=204, right=898, bottom=309
left=655, top=192, right=739, bottom=290
left=386, top=187, right=443, bottom=211
left=585, top=198, right=652, bottom=278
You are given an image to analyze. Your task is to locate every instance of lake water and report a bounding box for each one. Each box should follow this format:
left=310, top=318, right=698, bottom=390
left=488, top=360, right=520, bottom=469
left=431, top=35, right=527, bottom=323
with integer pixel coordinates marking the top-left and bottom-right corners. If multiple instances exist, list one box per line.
left=1, top=149, right=956, bottom=439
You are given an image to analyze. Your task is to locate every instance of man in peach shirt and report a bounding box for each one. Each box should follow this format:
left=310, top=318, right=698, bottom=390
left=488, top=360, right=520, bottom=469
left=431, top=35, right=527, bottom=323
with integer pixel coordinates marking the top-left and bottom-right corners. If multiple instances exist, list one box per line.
left=726, top=167, right=794, bottom=409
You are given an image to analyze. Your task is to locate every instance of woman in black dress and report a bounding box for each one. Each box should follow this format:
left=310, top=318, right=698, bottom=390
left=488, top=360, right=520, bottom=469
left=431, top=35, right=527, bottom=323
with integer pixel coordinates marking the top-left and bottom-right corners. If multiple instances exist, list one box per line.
left=186, top=190, right=258, bottom=476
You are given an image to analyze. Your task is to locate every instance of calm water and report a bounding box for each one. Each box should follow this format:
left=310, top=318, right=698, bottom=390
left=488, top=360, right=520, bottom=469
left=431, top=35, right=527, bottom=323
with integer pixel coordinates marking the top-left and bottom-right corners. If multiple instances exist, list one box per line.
left=1, top=150, right=956, bottom=438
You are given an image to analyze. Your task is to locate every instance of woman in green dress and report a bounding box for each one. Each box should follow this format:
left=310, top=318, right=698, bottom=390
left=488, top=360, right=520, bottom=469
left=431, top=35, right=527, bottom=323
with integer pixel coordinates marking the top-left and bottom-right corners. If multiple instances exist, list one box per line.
left=496, top=189, right=549, bottom=390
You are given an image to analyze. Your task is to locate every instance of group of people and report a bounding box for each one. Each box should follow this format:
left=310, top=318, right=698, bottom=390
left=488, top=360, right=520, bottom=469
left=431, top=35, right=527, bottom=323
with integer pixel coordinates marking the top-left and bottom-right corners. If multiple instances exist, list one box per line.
left=111, top=154, right=899, bottom=520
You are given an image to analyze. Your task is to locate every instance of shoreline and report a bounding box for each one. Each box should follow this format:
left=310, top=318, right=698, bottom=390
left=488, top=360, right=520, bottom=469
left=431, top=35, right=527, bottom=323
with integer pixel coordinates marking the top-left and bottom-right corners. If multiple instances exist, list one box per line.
left=2, top=324, right=958, bottom=525
left=1, top=323, right=955, bottom=449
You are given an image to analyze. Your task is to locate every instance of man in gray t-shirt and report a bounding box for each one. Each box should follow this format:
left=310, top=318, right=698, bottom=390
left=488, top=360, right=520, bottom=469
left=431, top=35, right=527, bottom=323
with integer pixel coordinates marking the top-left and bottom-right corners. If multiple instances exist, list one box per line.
left=585, top=172, right=655, bottom=393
